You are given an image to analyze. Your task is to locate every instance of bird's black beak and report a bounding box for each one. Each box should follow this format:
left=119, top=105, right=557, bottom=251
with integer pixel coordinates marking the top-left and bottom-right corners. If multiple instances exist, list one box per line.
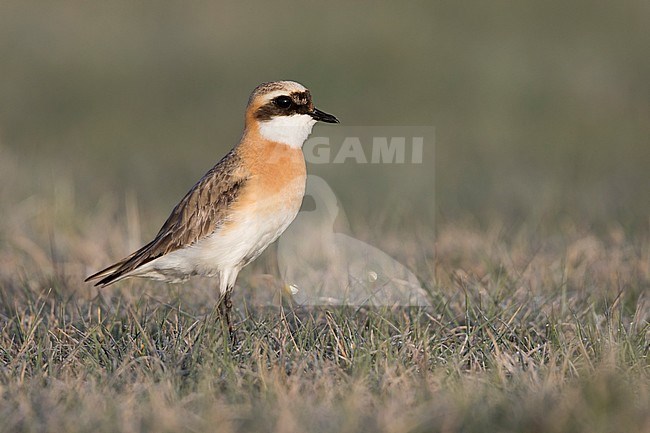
left=310, top=107, right=339, bottom=124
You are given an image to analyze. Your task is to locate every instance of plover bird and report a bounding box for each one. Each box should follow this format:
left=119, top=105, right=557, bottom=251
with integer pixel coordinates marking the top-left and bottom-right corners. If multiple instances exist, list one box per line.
left=86, top=81, right=338, bottom=338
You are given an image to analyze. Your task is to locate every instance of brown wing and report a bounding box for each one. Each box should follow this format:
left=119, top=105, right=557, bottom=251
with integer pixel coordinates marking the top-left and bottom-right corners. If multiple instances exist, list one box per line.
left=85, top=148, right=248, bottom=287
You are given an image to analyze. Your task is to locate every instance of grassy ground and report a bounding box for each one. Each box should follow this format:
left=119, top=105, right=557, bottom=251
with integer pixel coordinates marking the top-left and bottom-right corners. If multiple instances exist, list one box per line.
left=0, top=196, right=648, bottom=432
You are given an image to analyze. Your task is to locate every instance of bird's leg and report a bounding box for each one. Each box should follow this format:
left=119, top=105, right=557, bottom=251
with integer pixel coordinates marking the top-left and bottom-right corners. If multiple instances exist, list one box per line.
left=219, top=288, right=236, bottom=347
left=224, top=289, right=234, bottom=342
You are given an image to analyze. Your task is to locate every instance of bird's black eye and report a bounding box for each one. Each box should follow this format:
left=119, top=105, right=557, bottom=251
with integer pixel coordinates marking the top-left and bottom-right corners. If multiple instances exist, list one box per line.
left=274, top=96, right=292, bottom=109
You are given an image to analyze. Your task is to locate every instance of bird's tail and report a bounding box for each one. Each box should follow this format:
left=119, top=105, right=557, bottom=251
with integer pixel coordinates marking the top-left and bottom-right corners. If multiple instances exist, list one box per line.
left=84, top=261, right=131, bottom=287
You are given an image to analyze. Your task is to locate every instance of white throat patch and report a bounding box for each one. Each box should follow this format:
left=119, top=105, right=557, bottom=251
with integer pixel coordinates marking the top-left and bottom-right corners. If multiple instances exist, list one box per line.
left=258, top=114, right=316, bottom=149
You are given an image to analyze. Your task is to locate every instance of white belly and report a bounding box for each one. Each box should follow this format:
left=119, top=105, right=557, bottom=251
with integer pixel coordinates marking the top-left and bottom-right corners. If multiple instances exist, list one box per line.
left=132, top=187, right=303, bottom=282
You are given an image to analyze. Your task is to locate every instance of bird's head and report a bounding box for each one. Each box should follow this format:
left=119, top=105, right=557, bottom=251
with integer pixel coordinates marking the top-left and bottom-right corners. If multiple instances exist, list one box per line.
left=245, top=81, right=339, bottom=148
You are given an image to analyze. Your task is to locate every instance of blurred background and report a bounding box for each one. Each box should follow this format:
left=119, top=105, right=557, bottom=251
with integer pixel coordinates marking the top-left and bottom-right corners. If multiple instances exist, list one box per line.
left=0, top=0, right=648, bottom=273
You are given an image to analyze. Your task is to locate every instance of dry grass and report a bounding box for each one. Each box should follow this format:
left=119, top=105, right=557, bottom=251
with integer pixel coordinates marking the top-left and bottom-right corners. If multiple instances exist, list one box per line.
left=1, top=179, right=648, bottom=432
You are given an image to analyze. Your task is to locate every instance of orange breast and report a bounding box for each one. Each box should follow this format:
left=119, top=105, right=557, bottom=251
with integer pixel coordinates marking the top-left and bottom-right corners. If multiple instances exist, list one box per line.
left=234, top=129, right=307, bottom=216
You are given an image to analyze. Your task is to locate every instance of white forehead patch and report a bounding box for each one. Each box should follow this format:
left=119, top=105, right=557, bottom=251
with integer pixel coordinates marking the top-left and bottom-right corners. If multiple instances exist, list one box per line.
left=278, top=81, right=307, bottom=92
left=258, top=114, right=316, bottom=149
left=250, top=81, right=308, bottom=105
